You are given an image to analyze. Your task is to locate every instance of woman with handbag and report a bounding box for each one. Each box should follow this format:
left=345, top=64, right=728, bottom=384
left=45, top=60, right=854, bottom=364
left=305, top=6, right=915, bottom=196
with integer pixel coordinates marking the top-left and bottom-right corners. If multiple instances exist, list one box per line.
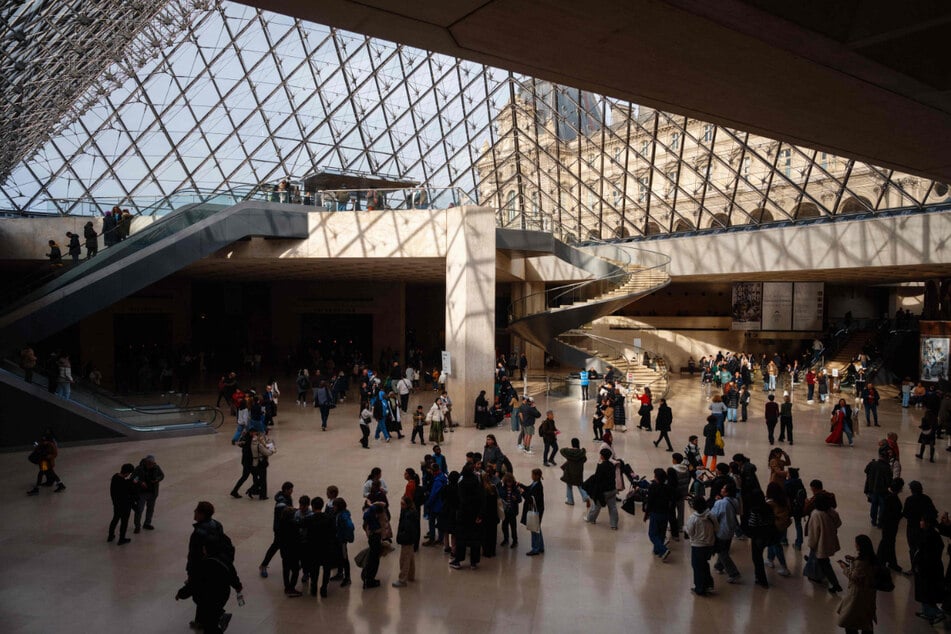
left=702, top=415, right=724, bottom=470
left=636, top=387, right=653, bottom=431
left=519, top=469, right=545, bottom=556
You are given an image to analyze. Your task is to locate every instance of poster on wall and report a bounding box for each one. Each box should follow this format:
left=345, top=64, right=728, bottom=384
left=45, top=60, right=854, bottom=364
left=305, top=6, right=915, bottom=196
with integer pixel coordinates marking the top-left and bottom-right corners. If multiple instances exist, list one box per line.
left=921, top=337, right=949, bottom=382
left=731, top=282, right=762, bottom=330
left=762, top=282, right=793, bottom=330
left=793, top=282, right=825, bottom=331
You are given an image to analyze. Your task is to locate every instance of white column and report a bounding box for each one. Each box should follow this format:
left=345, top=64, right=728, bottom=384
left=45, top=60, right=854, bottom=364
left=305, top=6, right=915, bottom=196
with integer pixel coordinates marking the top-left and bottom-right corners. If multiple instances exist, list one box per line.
left=445, top=205, right=496, bottom=426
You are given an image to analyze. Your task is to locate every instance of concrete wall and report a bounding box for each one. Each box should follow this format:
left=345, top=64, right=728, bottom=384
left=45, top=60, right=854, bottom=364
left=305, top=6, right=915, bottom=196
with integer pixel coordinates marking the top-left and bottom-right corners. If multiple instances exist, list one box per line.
left=634, top=210, right=951, bottom=277
left=0, top=216, right=153, bottom=260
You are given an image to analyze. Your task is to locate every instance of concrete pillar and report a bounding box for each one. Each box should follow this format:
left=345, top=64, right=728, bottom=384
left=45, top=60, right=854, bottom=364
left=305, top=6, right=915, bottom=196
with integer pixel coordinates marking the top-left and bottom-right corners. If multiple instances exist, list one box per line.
left=445, top=205, right=496, bottom=426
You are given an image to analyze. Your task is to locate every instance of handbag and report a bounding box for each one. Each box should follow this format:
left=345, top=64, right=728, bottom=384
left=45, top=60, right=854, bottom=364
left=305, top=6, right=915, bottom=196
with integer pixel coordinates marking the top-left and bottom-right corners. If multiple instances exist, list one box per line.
left=354, top=547, right=370, bottom=568
left=714, top=430, right=724, bottom=449
left=803, top=550, right=824, bottom=583
left=497, top=498, right=506, bottom=522
left=525, top=509, right=540, bottom=532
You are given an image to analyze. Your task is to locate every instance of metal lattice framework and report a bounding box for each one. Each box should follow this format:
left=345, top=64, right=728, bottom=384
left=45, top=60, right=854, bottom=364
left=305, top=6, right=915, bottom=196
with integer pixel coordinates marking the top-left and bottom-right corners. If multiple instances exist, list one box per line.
left=1, top=1, right=947, bottom=238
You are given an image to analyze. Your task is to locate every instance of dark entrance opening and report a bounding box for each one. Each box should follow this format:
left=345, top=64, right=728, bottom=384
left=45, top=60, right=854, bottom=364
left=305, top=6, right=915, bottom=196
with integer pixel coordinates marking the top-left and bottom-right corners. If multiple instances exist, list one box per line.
left=300, top=313, right=373, bottom=369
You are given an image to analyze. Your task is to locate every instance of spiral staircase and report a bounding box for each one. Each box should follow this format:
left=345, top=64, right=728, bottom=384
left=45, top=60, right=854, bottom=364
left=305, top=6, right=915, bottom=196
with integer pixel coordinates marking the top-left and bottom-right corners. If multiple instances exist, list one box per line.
left=501, top=228, right=671, bottom=384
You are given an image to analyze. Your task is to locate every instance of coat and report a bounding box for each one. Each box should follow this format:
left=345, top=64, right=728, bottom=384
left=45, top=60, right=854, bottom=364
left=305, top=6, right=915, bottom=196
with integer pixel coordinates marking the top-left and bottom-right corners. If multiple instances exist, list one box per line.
left=806, top=508, right=841, bottom=559
left=914, top=528, right=945, bottom=604
left=559, top=447, right=587, bottom=486
left=836, top=558, right=877, bottom=630
left=702, top=421, right=722, bottom=457
left=655, top=404, right=672, bottom=432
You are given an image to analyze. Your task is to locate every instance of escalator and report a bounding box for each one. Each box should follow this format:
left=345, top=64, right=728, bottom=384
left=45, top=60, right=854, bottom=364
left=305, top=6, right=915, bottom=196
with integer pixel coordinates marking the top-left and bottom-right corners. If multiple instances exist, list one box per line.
left=0, top=362, right=225, bottom=447
left=0, top=189, right=309, bottom=348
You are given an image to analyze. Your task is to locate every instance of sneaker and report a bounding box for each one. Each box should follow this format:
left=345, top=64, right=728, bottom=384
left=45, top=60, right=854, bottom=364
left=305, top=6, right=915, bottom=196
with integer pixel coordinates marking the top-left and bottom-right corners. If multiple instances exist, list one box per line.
left=765, top=560, right=775, bottom=568
left=661, top=549, right=671, bottom=561
left=727, top=575, right=742, bottom=584
left=392, top=580, right=407, bottom=587
left=260, top=566, right=268, bottom=578
left=54, top=483, right=66, bottom=492
left=448, top=561, right=461, bottom=570
left=777, top=567, right=791, bottom=577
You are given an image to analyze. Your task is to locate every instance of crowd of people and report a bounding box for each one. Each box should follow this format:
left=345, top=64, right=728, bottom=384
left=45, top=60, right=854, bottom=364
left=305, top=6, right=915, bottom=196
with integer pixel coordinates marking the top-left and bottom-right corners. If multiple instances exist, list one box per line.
left=21, top=342, right=951, bottom=634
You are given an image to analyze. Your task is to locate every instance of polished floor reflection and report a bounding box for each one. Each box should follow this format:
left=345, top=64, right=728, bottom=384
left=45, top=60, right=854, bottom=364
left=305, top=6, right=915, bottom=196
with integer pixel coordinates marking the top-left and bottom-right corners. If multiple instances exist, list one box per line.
left=0, top=375, right=947, bottom=633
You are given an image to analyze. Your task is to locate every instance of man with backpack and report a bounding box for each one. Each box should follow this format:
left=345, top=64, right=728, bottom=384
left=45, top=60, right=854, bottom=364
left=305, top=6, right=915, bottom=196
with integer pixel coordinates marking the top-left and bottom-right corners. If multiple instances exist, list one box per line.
left=784, top=467, right=807, bottom=550
left=182, top=501, right=239, bottom=633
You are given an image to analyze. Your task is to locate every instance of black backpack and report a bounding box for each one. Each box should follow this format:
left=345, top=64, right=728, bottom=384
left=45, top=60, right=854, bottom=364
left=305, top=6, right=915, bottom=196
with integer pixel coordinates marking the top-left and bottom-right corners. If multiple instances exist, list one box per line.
left=27, top=444, right=46, bottom=465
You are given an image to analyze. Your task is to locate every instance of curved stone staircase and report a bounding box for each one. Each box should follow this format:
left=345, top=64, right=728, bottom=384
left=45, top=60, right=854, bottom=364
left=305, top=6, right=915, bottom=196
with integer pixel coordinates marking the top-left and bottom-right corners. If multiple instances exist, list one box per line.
left=505, top=234, right=671, bottom=375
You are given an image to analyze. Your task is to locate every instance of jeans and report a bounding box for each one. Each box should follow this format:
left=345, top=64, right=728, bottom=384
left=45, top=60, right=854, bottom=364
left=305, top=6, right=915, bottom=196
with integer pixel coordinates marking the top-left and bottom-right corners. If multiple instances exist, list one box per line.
left=231, top=465, right=252, bottom=495
left=362, top=534, right=382, bottom=583
left=751, top=536, right=769, bottom=584
left=766, top=542, right=787, bottom=568
left=769, top=375, right=777, bottom=390
left=792, top=516, right=803, bottom=547
left=727, top=407, right=737, bottom=422
left=766, top=419, right=777, bottom=444
left=134, top=492, right=157, bottom=528
left=530, top=529, right=544, bottom=553
left=280, top=547, right=300, bottom=590
left=671, top=497, right=686, bottom=536
left=231, top=424, right=245, bottom=443
left=778, top=417, right=793, bottom=443
left=566, top=484, right=589, bottom=505
left=902, top=391, right=910, bottom=407
left=586, top=490, right=618, bottom=528
left=501, top=512, right=518, bottom=544
left=715, top=413, right=725, bottom=434
left=593, top=421, right=604, bottom=440
left=648, top=513, right=669, bottom=555
left=109, top=505, right=131, bottom=539
left=807, top=384, right=815, bottom=400
left=374, top=418, right=390, bottom=440
left=691, top=545, right=715, bottom=592
left=543, top=438, right=558, bottom=464
left=581, top=384, right=589, bottom=400
left=454, top=531, right=482, bottom=565
left=714, top=537, right=740, bottom=578
left=868, top=492, right=886, bottom=525
left=319, top=404, right=331, bottom=428
left=359, top=423, right=370, bottom=448
left=55, top=382, right=71, bottom=399
left=655, top=430, right=673, bottom=451
left=865, top=404, right=879, bottom=425
left=843, top=423, right=854, bottom=445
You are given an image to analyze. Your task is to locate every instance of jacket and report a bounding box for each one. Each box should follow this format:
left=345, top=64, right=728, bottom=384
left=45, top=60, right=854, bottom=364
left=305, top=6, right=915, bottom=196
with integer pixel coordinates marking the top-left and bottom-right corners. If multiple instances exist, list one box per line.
left=669, top=463, right=691, bottom=499
left=702, top=421, right=723, bottom=456
left=133, top=460, right=165, bottom=496
left=711, top=496, right=740, bottom=541
left=251, top=436, right=274, bottom=467
left=655, top=404, right=672, bottom=431
left=396, top=505, right=421, bottom=547
left=685, top=509, right=718, bottom=547
left=863, top=459, right=891, bottom=495
left=538, top=417, right=558, bottom=440
left=110, top=473, right=136, bottom=510
left=836, top=558, right=877, bottom=630
left=520, top=480, right=544, bottom=524
left=559, top=447, right=587, bottom=486
left=426, top=472, right=448, bottom=514
left=806, top=508, right=842, bottom=559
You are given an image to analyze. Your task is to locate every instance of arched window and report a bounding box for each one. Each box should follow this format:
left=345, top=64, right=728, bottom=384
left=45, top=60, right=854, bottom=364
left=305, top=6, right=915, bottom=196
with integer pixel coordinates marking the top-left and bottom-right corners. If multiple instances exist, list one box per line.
left=793, top=202, right=820, bottom=219
left=838, top=196, right=872, bottom=215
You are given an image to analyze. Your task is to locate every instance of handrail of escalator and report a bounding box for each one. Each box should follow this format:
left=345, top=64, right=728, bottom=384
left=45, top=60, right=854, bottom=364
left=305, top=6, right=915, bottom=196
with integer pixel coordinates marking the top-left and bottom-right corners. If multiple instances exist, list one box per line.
left=0, top=361, right=225, bottom=429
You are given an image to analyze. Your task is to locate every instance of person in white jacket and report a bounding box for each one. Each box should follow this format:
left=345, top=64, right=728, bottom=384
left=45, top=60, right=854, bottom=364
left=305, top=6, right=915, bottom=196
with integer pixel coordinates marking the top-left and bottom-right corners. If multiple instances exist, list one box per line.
left=685, top=496, right=719, bottom=596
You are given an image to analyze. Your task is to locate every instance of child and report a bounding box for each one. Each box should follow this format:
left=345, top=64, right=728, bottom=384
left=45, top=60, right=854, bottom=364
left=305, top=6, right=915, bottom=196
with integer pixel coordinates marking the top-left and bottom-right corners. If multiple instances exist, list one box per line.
left=412, top=405, right=426, bottom=445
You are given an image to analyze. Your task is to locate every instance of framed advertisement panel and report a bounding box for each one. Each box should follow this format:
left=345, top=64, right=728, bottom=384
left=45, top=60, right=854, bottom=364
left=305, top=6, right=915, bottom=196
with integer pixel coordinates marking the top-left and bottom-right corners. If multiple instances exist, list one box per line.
left=731, top=282, right=762, bottom=330
left=762, top=282, right=793, bottom=330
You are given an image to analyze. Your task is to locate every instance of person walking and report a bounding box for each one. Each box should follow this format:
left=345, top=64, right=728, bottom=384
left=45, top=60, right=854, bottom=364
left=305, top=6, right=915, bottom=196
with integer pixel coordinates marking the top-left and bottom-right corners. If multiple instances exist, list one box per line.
left=863, top=384, right=881, bottom=427
left=229, top=430, right=254, bottom=498
left=835, top=535, right=879, bottom=634
left=26, top=433, right=65, bottom=495
left=764, top=394, right=780, bottom=445
left=361, top=501, right=387, bottom=588
left=560, top=438, right=589, bottom=506
left=183, top=501, right=239, bottom=633
left=685, top=496, right=719, bottom=596
left=249, top=429, right=275, bottom=500
left=653, top=398, right=674, bottom=451
left=778, top=394, right=794, bottom=445
left=539, top=410, right=560, bottom=466
left=315, top=381, right=335, bottom=430
left=426, top=398, right=445, bottom=445
left=916, top=411, right=938, bottom=462
left=108, top=463, right=136, bottom=545
left=806, top=493, right=844, bottom=594
left=644, top=468, right=673, bottom=560
left=711, top=482, right=742, bottom=584
left=583, top=448, right=619, bottom=529
left=876, top=477, right=904, bottom=572
left=863, top=449, right=892, bottom=527
left=913, top=511, right=945, bottom=625
left=702, top=415, right=723, bottom=470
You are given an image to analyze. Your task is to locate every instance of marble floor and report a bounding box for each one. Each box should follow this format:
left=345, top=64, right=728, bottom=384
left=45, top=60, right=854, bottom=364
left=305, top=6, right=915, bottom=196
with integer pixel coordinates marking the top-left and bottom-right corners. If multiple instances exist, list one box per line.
left=1, top=374, right=949, bottom=634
